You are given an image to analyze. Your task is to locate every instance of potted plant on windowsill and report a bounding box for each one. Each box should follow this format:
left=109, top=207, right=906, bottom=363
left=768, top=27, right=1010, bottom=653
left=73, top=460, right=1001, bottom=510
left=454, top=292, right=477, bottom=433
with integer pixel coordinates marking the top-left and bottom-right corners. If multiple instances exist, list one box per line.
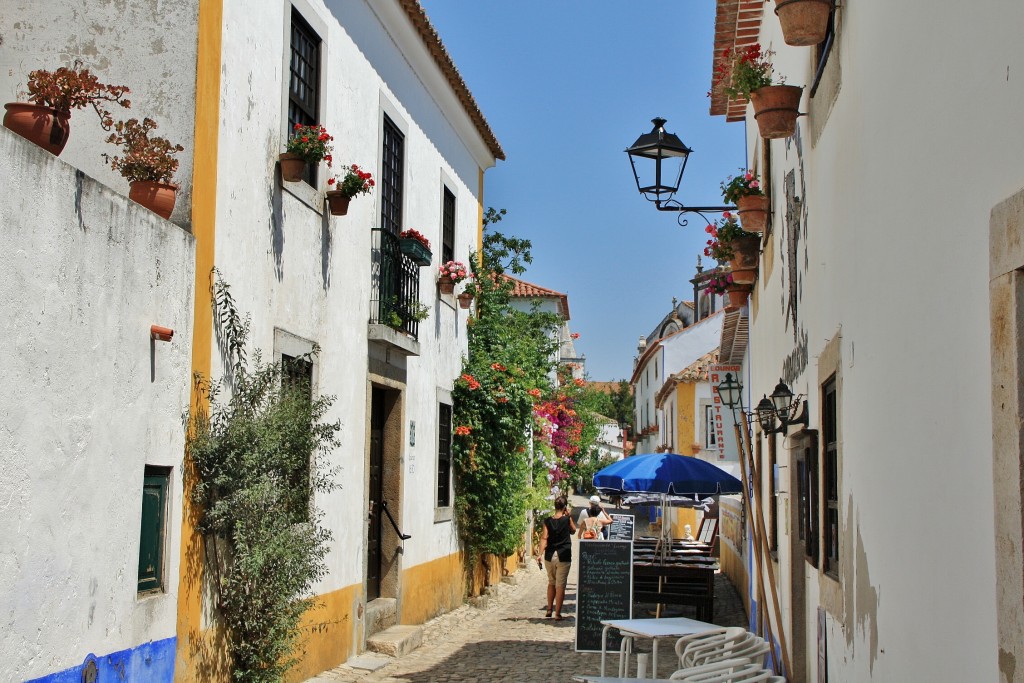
left=103, top=117, right=185, bottom=219
left=398, top=229, right=432, bottom=267
left=722, top=169, right=769, bottom=233
left=704, top=213, right=760, bottom=285
left=3, top=64, right=130, bottom=156
left=325, top=163, right=374, bottom=216
left=438, top=260, right=470, bottom=294
left=384, top=296, right=430, bottom=330
left=775, top=0, right=832, bottom=46
left=280, top=123, right=333, bottom=182
left=713, top=43, right=802, bottom=139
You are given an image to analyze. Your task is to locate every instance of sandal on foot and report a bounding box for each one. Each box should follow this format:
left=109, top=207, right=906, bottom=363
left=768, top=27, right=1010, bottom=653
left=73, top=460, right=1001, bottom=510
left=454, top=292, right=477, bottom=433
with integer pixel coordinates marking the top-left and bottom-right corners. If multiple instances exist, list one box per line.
left=553, top=613, right=564, bottom=621
left=544, top=610, right=552, bottom=618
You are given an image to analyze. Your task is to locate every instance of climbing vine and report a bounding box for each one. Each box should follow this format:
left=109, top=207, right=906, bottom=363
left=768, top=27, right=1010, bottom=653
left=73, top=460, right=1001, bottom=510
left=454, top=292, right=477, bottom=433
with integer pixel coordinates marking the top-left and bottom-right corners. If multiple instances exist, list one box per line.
left=187, top=270, right=341, bottom=682
left=452, top=211, right=561, bottom=560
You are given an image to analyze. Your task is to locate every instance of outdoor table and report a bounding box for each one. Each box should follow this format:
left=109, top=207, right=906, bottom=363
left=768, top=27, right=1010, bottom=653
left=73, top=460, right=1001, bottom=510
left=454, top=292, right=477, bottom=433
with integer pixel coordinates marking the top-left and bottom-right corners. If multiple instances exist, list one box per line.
left=632, top=562, right=718, bottom=621
left=598, top=616, right=719, bottom=678
left=573, top=677, right=672, bottom=683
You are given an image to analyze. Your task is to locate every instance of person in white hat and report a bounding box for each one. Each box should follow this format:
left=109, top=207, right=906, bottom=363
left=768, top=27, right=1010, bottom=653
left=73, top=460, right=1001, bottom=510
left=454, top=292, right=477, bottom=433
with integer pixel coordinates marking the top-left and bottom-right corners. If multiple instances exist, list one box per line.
left=577, top=495, right=612, bottom=540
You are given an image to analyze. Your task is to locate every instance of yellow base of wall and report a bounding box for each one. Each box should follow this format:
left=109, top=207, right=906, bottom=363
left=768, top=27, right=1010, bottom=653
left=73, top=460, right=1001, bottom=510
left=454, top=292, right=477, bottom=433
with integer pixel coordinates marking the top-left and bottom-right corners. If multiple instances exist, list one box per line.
left=400, top=551, right=466, bottom=624
left=287, top=583, right=361, bottom=682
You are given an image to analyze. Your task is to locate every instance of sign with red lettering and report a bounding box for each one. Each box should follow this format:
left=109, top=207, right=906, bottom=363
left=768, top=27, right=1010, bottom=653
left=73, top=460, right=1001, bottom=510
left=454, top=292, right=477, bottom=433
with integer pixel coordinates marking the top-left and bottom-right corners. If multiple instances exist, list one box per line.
left=708, top=365, right=742, bottom=459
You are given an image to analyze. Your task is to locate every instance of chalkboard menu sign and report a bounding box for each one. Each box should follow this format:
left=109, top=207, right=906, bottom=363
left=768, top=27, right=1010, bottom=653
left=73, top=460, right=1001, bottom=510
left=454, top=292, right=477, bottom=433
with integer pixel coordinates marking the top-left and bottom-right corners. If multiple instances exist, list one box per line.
left=607, top=513, right=635, bottom=541
left=575, top=540, right=632, bottom=652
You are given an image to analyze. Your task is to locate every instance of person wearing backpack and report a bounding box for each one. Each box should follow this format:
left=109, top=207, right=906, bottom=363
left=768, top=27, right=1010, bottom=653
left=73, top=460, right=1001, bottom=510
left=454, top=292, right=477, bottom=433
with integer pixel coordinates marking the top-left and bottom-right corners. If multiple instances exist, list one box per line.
left=577, top=495, right=611, bottom=540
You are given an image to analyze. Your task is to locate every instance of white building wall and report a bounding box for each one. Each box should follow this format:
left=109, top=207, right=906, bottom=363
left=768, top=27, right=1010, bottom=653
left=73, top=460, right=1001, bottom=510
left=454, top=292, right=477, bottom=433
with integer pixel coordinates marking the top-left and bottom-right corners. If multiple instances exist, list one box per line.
left=0, top=129, right=195, bottom=681
left=213, top=0, right=485, bottom=594
left=738, top=2, right=1020, bottom=680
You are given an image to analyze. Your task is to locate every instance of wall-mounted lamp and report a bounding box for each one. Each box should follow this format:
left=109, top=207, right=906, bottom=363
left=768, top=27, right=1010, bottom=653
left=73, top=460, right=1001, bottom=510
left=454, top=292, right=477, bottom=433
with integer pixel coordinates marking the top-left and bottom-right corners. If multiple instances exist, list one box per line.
left=150, top=325, right=174, bottom=342
left=626, top=117, right=736, bottom=225
left=755, top=379, right=809, bottom=435
left=716, top=372, right=744, bottom=411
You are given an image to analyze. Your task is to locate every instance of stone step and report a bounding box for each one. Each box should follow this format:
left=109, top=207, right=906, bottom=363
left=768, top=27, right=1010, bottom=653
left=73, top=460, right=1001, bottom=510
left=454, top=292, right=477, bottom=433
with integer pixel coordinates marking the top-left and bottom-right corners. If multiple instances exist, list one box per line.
left=365, top=624, right=424, bottom=658
left=364, top=597, right=397, bottom=638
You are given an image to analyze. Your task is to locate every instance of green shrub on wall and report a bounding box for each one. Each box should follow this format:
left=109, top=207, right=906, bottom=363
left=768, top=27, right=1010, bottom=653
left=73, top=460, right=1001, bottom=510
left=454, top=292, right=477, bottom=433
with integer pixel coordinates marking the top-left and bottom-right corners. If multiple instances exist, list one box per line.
left=187, top=270, right=341, bottom=683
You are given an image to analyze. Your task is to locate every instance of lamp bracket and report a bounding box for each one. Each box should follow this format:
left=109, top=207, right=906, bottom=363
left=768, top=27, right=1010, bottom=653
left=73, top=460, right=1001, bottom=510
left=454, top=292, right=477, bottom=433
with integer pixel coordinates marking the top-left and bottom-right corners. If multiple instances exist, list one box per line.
left=654, top=199, right=737, bottom=228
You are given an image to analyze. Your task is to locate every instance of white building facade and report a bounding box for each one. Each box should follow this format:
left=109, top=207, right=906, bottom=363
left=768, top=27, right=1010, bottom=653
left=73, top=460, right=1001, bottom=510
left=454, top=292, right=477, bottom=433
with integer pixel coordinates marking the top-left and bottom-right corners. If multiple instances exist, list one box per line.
left=705, top=1, right=1024, bottom=681
left=0, top=1, right=501, bottom=679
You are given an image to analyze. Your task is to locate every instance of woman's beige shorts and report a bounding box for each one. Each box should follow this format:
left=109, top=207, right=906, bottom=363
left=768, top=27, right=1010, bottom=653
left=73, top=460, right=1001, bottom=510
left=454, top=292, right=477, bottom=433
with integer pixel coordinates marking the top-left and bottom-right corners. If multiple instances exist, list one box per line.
left=545, top=554, right=570, bottom=587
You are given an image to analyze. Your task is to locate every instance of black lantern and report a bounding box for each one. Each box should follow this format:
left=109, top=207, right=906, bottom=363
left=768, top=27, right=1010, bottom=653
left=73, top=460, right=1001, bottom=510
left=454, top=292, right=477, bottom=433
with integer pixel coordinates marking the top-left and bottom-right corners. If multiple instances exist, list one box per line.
left=626, top=118, right=735, bottom=218
left=770, top=379, right=795, bottom=419
left=626, top=117, right=692, bottom=203
left=755, top=395, right=777, bottom=432
left=716, top=372, right=743, bottom=410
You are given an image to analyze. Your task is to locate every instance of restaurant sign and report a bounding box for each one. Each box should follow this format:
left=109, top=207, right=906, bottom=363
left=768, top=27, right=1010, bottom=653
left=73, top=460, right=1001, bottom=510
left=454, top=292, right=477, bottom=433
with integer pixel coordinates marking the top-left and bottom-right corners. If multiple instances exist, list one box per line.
left=708, top=364, right=742, bottom=460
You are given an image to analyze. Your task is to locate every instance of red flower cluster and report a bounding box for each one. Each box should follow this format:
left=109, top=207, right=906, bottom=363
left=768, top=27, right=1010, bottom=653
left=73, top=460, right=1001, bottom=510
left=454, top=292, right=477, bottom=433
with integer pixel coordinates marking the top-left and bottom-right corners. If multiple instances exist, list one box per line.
left=527, top=388, right=542, bottom=398
left=570, top=332, right=580, bottom=339
left=287, top=123, right=334, bottom=164
left=400, top=229, right=431, bottom=250
left=328, top=163, right=375, bottom=198
left=490, top=363, right=507, bottom=372
left=460, top=373, right=480, bottom=390
left=454, top=425, right=472, bottom=436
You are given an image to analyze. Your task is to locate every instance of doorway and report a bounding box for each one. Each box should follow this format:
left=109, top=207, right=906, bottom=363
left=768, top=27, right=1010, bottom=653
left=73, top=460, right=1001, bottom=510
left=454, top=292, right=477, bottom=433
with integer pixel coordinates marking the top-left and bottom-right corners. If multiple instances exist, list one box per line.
left=367, top=385, right=403, bottom=603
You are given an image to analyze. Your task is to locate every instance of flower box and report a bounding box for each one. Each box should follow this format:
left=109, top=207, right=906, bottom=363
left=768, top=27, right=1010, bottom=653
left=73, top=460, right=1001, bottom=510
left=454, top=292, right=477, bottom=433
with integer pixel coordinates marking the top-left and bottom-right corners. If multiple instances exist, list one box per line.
left=400, top=238, right=432, bottom=267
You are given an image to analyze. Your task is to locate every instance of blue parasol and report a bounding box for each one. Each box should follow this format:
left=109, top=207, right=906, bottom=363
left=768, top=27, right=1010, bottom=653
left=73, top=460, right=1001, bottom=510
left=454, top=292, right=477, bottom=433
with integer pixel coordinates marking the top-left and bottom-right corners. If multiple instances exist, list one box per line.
left=593, top=452, right=742, bottom=496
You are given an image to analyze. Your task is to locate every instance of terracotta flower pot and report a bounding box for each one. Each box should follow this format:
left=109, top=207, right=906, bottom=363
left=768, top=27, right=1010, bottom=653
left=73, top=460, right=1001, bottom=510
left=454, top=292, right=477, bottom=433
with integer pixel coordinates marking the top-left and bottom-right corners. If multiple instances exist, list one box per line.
left=3, top=103, right=71, bottom=156
left=726, top=284, right=753, bottom=310
left=736, top=194, right=770, bottom=233
left=457, top=291, right=474, bottom=310
left=325, top=191, right=350, bottom=216
left=279, top=152, right=306, bottom=182
left=775, top=0, right=832, bottom=46
left=129, top=181, right=178, bottom=219
left=438, top=274, right=455, bottom=295
left=749, top=85, right=803, bottom=139
left=728, top=234, right=761, bottom=278
left=729, top=268, right=758, bottom=285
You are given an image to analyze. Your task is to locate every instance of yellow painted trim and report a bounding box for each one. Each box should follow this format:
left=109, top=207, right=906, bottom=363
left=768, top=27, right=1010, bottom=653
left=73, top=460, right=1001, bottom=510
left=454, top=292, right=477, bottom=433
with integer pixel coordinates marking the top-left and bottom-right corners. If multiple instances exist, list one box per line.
left=176, top=0, right=222, bottom=678
left=678, top=383, right=697, bottom=455
left=477, top=167, right=484, bottom=266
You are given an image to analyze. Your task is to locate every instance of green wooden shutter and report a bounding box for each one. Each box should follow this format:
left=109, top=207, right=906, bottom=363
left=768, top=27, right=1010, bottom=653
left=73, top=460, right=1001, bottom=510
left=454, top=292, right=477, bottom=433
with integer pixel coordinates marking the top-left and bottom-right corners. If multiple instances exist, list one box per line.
left=138, top=472, right=167, bottom=592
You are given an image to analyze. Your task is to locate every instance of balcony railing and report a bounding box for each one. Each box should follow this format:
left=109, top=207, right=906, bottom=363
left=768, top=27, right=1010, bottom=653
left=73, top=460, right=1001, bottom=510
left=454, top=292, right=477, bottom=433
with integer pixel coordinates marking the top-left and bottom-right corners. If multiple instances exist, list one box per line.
left=371, top=228, right=422, bottom=340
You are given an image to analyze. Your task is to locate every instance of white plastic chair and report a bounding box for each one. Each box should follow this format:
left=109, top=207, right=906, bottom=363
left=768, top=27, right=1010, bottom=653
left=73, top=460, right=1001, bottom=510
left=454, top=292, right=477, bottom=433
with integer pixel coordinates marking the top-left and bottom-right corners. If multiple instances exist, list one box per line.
left=675, top=627, right=747, bottom=668
left=682, top=632, right=770, bottom=669
left=671, top=662, right=780, bottom=682
left=669, top=658, right=754, bottom=680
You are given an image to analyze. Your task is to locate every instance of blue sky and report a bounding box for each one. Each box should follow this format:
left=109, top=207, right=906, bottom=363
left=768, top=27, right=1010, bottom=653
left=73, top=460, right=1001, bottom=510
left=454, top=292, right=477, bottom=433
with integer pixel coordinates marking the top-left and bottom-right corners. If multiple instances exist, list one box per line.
left=420, top=1, right=746, bottom=380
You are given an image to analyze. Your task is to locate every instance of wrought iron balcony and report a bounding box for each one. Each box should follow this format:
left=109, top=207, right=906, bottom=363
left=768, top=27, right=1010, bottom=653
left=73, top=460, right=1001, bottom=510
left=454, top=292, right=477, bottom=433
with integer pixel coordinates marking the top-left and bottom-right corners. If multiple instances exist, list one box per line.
left=371, top=228, right=422, bottom=340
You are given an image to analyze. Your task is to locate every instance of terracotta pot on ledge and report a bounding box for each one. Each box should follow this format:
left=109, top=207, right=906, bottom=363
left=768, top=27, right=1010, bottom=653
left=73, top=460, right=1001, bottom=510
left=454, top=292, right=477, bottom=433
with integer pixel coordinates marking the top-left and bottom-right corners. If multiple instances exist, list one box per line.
left=3, top=103, right=71, bottom=156
left=279, top=152, right=306, bottom=182
left=129, top=181, right=178, bottom=219
left=438, top=275, right=455, bottom=295
left=725, top=284, right=753, bottom=311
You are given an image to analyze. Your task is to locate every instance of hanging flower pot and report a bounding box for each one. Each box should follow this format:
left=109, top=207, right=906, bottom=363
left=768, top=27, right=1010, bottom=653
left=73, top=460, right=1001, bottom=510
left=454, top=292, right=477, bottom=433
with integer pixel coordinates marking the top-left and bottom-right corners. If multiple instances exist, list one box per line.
left=750, top=85, right=803, bottom=139
left=3, top=103, right=71, bottom=155
left=736, top=194, right=770, bottom=233
left=325, top=191, right=351, bottom=216
left=438, top=274, right=455, bottom=295
left=775, top=0, right=832, bottom=47
left=279, top=152, right=306, bottom=182
left=129, top=181, right=178, bottom=219
left=457, top=291, right=474, bottom=310
left=726, top=283, right=753, bottom=310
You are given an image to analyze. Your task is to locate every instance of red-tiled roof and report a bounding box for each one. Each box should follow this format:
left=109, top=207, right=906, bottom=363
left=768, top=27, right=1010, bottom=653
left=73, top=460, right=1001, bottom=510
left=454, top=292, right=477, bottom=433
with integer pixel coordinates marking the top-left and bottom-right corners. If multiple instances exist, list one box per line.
left=709, top=0, right=765, bottom=122
left=398, top=0, right=505, bottom=160
left=502, top=274, right=570, bottom=320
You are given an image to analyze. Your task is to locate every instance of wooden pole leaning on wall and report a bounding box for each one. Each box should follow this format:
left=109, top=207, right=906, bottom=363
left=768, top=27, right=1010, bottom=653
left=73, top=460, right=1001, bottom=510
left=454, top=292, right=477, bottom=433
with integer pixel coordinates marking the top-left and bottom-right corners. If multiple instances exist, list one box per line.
left=733, top=416, right=793, bottom=677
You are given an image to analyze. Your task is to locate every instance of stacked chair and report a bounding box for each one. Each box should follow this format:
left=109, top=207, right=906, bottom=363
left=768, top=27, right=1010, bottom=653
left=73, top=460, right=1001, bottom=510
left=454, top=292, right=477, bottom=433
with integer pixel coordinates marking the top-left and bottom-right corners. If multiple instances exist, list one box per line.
left=668, top=627, right=785, bottom=682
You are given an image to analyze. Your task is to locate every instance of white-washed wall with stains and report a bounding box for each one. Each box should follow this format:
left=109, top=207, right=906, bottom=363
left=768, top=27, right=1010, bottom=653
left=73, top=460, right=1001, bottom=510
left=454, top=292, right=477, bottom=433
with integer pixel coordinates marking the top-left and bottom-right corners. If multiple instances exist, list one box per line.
left=0, top=128, right=194, bottom=681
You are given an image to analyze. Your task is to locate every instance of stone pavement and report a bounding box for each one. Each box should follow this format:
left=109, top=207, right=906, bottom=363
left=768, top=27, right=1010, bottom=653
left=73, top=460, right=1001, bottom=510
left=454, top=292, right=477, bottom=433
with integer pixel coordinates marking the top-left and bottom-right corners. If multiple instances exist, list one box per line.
left=309, top=544, right=747, bottom=683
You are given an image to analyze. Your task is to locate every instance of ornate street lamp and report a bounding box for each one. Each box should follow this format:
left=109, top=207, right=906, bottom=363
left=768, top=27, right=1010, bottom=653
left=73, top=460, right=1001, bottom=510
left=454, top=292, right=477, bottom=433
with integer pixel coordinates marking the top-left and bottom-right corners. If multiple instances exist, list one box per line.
left=626, top=117, right=735, bottom=223
left=716, top=372, right=743, bottom=410
left=759, top=379, right=810, bottom=435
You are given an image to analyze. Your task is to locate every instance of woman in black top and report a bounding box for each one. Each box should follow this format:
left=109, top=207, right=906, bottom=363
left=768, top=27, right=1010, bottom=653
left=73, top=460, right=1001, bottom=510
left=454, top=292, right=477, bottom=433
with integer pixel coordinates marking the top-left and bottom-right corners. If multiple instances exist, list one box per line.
left=536, top=495, right=576, bottom=619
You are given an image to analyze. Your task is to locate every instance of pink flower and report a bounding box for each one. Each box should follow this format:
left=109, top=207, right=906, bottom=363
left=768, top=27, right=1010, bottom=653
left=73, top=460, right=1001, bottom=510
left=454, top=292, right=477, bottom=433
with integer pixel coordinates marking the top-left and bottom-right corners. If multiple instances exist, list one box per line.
left=750, top=180, right=759, bottom=189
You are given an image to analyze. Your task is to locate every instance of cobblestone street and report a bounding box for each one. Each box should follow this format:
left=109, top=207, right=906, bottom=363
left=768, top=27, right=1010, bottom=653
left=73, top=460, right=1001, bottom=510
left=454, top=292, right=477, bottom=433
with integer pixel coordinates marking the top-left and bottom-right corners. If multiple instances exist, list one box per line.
left=311, top=552, right=747, bottom=683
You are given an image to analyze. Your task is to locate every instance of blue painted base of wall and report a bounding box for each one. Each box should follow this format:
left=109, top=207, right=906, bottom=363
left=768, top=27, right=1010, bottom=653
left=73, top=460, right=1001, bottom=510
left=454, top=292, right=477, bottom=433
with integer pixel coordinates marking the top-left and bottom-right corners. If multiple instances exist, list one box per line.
left=24, top=637, right=176, bottom=683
